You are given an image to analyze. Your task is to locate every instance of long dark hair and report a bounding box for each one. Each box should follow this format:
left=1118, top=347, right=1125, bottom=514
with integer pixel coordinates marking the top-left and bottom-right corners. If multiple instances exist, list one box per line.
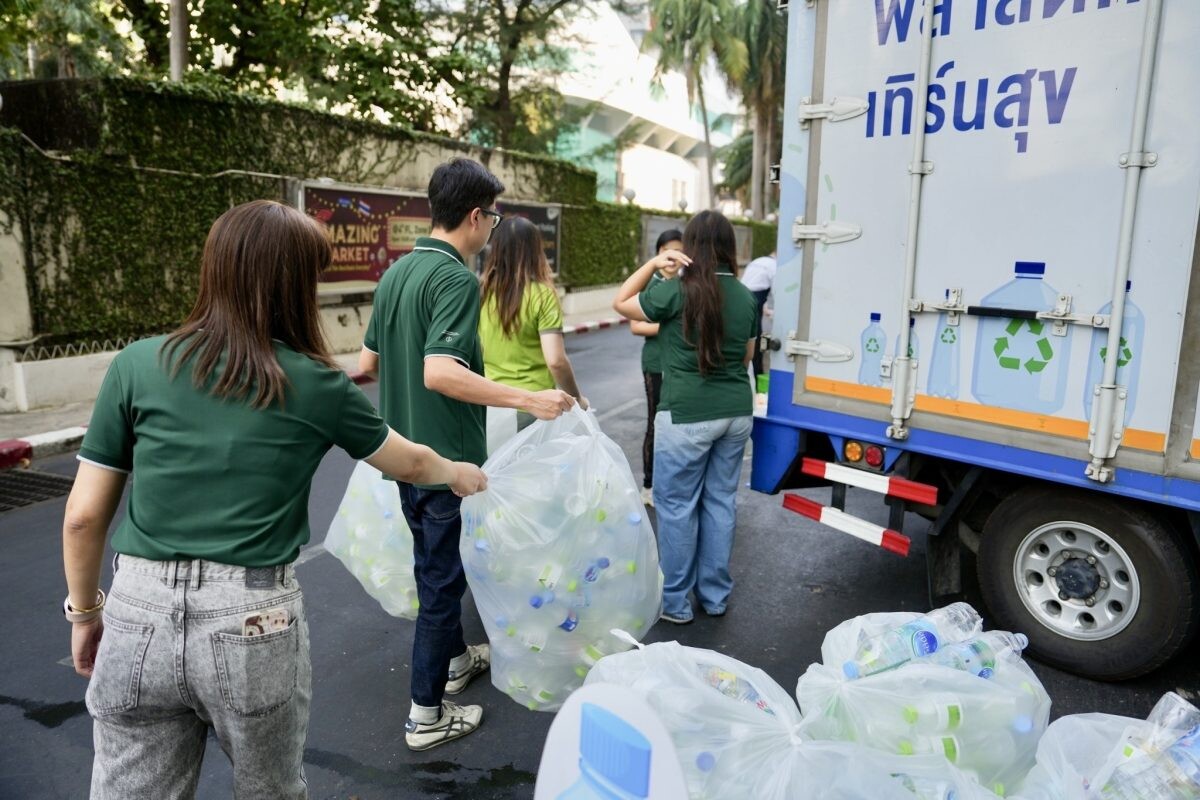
left=479, top=217, right=556, bottom=338
left=163, top=200, right=335, bottom=409
left=681, top=210, right=738, bottom=377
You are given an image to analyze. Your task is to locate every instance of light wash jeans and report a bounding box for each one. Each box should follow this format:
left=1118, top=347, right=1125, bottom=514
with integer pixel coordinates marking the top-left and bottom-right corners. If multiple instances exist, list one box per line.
left=87, top=555, right=310, bottom=799
left=652, top=411, right=753, bottom=619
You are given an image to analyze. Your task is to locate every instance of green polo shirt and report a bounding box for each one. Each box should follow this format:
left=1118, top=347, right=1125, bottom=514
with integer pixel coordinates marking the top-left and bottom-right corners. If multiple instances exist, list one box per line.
left=479, top=281, right=562, bottom=392
left=640, top=273, right=664, bottom=374
left=78, top=335, right=390, bottom=567
left=638, top=270, right=758, bottom=424
left=364, top=237, right=487, bottom=487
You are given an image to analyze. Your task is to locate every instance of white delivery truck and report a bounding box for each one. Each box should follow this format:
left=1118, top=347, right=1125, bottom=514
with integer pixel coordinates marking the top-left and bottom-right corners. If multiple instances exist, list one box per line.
left=754, top=0, right=1200, bottom=679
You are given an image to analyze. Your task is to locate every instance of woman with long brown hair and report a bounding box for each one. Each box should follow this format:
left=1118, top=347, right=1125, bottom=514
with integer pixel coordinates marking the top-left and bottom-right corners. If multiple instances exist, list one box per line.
left=613, top=210, right=758, bottom=625
left=62, top=200, right=486, bottom=798
left=478, top=216, right=586, bottom=428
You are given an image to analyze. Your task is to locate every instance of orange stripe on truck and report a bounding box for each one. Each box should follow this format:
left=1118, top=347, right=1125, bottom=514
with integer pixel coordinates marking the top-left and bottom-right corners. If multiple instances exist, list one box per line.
left=803, top=376, right=1167, bottom=453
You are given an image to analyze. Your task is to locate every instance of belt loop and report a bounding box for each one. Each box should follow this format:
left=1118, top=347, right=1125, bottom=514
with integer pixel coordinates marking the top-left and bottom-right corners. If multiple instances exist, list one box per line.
left=168, top=560, right=179, bottom=588
left=277, top=565, right=286, bottom=588
left=111, top=552, right=120, bottom=575
left=190, top=559, right=202, bottom=590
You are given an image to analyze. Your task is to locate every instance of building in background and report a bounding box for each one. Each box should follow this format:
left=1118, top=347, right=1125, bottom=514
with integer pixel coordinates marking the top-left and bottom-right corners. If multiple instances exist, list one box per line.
left=553, top=4, right=744, bottom=214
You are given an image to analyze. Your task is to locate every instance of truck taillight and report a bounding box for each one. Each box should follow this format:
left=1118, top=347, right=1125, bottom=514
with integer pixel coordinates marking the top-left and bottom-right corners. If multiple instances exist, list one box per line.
left=865, top=445, right=885, bottom=468
left=843, top=441, right=864, bottom=463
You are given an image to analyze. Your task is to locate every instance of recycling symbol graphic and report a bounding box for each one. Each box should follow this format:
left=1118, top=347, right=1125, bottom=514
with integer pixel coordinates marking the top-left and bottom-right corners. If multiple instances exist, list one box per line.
left=865, top=337, right=881, bottom=353
left=940, top=326, right=957, bottom=344
left=993, top=318, right=1054, bottom=374
left=1100, top=337, right=1134, bottom=368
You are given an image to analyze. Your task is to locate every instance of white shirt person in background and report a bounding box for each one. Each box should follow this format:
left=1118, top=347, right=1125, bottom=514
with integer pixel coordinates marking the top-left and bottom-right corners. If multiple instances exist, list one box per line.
left=740, top=251, right=777, bottom=377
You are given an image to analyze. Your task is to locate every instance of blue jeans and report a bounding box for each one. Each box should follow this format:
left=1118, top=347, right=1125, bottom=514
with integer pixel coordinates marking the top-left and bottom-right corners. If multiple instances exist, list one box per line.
left=652, top=412, right=753, bottom=619
left=397, top=483, right=468, bottom=708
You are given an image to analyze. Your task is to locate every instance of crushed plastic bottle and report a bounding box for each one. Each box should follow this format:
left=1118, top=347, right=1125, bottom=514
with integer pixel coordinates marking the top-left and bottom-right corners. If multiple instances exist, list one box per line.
left=696, top=662, right=777, bottom=717
left=1101, top=724, right=1200, bottom=800
left=918, top=631, right=1029, bottom=679
left=843, top=603, right=982, bottom=680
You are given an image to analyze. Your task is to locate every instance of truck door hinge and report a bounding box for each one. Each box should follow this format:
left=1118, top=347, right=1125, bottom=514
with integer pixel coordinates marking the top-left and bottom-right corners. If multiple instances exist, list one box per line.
left=792, top=216, right=862, bottom=246
left=784, top=331, right=855, bottom=363
left=798, top=96, right=870, bottom=127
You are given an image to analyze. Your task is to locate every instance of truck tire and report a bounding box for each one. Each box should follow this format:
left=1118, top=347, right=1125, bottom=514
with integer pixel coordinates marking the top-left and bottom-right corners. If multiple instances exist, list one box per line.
left=977, top=485, right=1199, bottom=680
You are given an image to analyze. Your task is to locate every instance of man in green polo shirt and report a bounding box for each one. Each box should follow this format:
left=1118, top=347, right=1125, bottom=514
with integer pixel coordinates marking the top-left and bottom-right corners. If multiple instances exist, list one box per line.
left=359, top=158, right=574, bottom=750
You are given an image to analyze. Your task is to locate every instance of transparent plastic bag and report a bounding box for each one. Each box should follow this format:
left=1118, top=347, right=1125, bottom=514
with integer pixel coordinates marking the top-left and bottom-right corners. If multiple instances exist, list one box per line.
left=325, top=461, right=419, bottom=620
left=1013, top=713, right=1136, bottom=800
left=798, top=607, right=1050, bottom=796
left=586, top=641, right=997, bottom=800
left=461, top=407, right=663, bottom=711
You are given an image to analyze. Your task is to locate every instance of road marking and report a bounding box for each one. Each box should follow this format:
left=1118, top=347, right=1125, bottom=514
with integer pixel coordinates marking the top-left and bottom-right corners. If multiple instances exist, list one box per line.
left=597, top=397, right=644, bottom=422
left=58, top=656, right=74, bottom=668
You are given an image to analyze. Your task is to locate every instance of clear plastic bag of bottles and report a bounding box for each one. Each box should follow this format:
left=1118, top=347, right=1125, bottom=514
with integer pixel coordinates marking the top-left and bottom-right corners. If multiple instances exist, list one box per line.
left=1013, top=713, right=1139, bottom=800
left=585, top=641, right=999, bottom=800
left=461, top=407, right=663, bottom=712
left=1093, top=693, right=1200, bottom=799
left=325, top=461, right=419, bottom=620
left=797, top=605, right=1051, bottom=797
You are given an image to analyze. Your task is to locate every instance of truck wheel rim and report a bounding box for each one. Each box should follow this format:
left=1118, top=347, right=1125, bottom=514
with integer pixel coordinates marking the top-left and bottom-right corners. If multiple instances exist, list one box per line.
left=1012, top=521, right=1141, bottom=641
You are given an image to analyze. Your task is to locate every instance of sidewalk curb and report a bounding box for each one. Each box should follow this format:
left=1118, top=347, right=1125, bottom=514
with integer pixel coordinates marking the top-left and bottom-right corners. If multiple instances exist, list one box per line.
left=1, top=321, right=629, bottom=468
left=0, top=426, right=88, bottom=470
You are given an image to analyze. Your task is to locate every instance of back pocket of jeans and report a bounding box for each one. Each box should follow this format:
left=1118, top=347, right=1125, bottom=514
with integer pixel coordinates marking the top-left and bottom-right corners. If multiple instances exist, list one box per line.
left=211, top=620, right=299, bottom=717
left=85, top=615, right=153, bottom=716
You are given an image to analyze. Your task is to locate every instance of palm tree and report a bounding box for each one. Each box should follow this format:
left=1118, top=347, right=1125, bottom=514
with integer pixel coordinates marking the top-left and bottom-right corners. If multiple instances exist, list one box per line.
left=645, top=0, right=747, bottom=210
left=737, top=0, right=786, bottom=220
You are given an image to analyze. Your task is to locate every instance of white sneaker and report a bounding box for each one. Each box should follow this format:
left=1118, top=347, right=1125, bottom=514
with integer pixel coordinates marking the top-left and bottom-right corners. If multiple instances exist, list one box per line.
left=404, top=701, right=483, bottom=751
left=641, top=487, right=655, bottom=507
left=445, top=643, right=490, bottom=695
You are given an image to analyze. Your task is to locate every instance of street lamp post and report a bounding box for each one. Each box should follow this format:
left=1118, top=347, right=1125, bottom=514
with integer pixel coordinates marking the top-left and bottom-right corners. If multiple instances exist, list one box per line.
left=170, top=0, right=188, bottom=81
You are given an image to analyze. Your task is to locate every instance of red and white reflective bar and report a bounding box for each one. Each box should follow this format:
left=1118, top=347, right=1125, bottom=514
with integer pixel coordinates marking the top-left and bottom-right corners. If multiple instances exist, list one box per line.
left=783, top=493, right=911, bottom=557
left=801, top=457, right=938, bottom=506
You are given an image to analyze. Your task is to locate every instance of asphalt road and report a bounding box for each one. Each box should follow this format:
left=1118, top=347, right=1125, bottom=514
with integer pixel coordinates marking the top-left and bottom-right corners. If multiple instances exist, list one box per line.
left=1, top=326, right=1197, bottom=799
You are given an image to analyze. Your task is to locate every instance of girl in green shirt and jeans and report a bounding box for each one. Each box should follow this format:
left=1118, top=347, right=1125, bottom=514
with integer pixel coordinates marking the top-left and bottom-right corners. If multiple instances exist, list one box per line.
left=62, top=201, right=487, bottom=798
left=613, top=211, right=758, bottom=625
left=478, top=217, right=587, bottom=428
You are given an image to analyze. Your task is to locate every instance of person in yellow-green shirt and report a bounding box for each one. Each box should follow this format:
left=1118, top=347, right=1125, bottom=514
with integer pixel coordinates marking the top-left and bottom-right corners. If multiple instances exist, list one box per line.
left=478, top=216, right=587, bottom=429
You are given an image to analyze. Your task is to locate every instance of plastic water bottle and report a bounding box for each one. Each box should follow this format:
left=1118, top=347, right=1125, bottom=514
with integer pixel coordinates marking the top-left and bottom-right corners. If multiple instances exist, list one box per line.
left=971, top=261, right=1072, bottom=414
left=927, top=289, right=960, bottom=399
left=1084, top=281, right=1145, bottom=425
left=919, top=631, right=1029, bottom=679
left=900, top=693, right=965, bottom=733
left=696, top=662, right=777, bottom=716
left=1102, top=725, right=1200, bottom=799
left=557, top=703, right=651, bottom=800
left=895, top=317, right=920, bottom=360
left=859, top=312, right=887, bottom=387
left=897, top=734, right=962, bottom=763
left=843, top=603, right=982, bottom=680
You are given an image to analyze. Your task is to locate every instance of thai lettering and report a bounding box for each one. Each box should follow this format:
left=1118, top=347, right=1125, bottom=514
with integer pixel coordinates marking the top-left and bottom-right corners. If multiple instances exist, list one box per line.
left=975, top=0, right=1139, bottom=31
left=874, top=0, right=953, bottom=45
left=864, top=63, right=1079, bottom=153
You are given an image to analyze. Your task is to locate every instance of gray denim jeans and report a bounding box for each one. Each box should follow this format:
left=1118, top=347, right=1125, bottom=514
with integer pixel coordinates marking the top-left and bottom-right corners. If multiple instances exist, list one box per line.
left=86, top=555, right=311, bottom=799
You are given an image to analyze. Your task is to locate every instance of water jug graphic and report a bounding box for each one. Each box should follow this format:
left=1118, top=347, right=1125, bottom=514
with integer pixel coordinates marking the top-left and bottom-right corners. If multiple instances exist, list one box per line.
left=971, top=262, right=1072, bottom=414
left=927, top=290, right=960, bottom=399
left=859, top=312, right=887, bottom=387
left=1084, top=281, right=1144, bottom=425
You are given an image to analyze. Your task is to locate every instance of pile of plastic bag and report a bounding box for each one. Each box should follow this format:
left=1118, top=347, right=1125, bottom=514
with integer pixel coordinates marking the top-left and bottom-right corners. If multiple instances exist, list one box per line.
left=796, top=603, right=1052, bottom=797
left=461, top=407, right=663, bottom=711
left=585, top=638, right=1000, bottom=799
left=1014, top=691, right=1199, bottom=799
left=325, top=461, right=419, bottom=620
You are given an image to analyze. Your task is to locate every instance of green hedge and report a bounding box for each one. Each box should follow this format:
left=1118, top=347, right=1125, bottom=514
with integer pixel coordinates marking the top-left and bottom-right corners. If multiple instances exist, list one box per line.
left=559, top=202, right=642, bottom=288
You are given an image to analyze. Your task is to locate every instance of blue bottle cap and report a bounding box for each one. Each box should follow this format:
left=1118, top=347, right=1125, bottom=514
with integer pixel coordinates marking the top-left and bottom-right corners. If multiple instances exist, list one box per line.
left=628, top=512, right=642, bottom=526
left=578, top=703, right=652, bottom=798
left=909, top=318, right=916, bottom=327
left=1125, top=280, right=1132, bottom=292
left=870, top=312, right=882, bottom=322
left=696, top=752, right=717, bottom=772
left=530, top=595, right=544, bottom=609
left=842, top=661, right=860, bottom=680
left=1013, top=715, right=1034, bottom=735
left=597, top=557, right=611, bottom=569
left=1014, top=261, right=1046, bottom=276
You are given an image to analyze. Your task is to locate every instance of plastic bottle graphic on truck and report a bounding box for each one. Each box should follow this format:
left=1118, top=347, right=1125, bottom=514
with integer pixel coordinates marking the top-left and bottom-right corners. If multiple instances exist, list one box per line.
left=971, top=262, right=1072, bottom=414
left=1083, top=281, right=1144, bottom=425
left=895, top=317, right=920, bottom=361
left=859, top=313, right=887, bottom=387
left=927, top=290, right=960, bottom=399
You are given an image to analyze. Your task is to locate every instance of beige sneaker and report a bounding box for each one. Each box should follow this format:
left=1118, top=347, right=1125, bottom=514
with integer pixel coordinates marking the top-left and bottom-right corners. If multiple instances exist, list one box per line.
left=445, top=643, right=490, bottom=695
left=641, top=486, right=655, bottom=507
left=404, top=701, right=483, bottom=751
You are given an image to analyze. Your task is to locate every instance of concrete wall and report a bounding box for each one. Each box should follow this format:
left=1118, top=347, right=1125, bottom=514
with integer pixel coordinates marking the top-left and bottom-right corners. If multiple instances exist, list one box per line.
left=0, top=212, right=33, bottom=344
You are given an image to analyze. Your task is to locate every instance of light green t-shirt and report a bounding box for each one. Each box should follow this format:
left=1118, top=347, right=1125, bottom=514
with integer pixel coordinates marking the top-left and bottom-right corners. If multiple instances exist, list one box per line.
left=479, top=281, right=564, bottom=393
left=364, top=237, right=487, bottom=487
left=638, top=271, right=758, bottom=424
left=78, top=335, right=389, bottom=567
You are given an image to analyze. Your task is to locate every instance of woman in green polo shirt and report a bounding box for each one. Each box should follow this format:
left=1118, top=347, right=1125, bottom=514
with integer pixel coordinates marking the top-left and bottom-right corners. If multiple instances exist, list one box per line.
left=62, top=200, right=487, bottom=798
left=478, top=216, right=587, bottom=429
left=613, top=211, right=758, bottom=625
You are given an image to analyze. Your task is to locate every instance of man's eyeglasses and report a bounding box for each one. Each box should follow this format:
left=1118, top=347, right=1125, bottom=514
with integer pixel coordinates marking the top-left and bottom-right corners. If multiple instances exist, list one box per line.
left=479, top=209, right=503, bottom=230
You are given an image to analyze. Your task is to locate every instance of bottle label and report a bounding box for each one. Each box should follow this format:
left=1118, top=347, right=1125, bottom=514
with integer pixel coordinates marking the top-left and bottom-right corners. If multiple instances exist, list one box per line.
left=912, top=630, right=940, bottom=657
